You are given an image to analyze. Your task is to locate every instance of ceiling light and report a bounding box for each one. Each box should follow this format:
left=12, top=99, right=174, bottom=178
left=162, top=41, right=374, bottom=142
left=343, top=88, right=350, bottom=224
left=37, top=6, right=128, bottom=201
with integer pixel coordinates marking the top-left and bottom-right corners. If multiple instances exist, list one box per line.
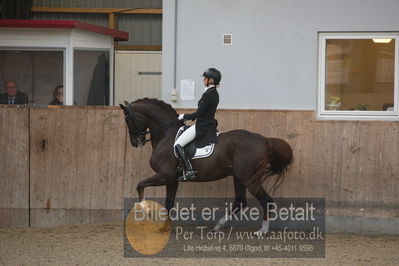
left=372, top=39, right=392, bottom=43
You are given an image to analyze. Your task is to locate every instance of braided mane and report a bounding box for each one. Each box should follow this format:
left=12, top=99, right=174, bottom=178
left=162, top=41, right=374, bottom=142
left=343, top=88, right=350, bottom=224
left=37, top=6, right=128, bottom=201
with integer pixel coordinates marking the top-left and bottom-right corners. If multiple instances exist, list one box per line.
left=132, top=97, right=178, bottom=117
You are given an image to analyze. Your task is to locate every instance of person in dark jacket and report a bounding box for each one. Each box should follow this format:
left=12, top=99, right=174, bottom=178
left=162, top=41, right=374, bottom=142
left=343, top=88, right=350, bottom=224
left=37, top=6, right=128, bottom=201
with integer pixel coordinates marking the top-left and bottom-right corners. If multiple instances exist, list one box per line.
left=49, top=85, right=64, bottom=105
left=174, top=68, right=221, bottom=181
left=0, top=80, right=28, bottom=104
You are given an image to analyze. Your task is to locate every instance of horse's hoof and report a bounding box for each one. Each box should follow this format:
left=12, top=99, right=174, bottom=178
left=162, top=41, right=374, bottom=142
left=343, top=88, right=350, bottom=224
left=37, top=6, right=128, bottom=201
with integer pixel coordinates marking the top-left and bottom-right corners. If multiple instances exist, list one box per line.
left=253, top=230, right=268, bottom=237
left=212, top=224, right=222, bottom=232
left=158, top=219, right=171, bottom=233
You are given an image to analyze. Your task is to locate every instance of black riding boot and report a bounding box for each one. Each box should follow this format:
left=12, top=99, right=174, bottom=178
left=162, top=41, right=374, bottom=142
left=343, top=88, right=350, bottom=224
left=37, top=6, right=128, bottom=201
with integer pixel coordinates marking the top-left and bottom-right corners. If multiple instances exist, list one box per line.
left=175, top=144, right=197, bottom=182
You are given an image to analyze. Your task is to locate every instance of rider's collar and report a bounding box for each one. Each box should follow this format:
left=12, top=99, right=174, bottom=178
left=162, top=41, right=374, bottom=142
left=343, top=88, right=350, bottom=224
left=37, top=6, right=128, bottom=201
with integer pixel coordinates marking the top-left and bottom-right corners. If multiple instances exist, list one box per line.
left=204, top=84, right=215, bottom=92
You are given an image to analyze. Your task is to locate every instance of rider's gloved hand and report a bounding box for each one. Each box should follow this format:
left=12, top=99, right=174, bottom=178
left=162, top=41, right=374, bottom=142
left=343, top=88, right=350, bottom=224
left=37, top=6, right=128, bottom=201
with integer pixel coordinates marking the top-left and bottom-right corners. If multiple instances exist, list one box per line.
left=178, top=114, right=185, bottom=120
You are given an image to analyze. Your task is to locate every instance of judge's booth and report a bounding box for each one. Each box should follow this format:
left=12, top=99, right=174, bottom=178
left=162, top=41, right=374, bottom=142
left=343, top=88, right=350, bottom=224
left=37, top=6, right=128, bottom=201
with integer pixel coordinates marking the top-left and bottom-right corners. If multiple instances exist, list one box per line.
left=0, top=19, right=128, bottom=106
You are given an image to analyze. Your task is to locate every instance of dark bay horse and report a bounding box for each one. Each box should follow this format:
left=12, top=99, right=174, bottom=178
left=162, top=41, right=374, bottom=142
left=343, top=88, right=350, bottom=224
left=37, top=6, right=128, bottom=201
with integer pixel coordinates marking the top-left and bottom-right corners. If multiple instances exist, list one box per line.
left=120, top=98, right=293, bottom=235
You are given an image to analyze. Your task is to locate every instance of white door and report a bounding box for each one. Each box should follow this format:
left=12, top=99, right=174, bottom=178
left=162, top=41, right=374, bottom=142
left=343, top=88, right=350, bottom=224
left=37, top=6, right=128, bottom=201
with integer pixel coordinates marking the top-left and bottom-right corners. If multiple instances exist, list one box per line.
left=114, top=51, right=162, bottom=104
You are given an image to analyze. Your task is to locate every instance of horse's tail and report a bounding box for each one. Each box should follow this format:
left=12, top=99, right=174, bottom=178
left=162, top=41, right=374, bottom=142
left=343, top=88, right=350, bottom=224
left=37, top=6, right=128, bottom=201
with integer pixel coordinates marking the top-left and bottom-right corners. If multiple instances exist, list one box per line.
left=250, top=137, right=293, bottom=193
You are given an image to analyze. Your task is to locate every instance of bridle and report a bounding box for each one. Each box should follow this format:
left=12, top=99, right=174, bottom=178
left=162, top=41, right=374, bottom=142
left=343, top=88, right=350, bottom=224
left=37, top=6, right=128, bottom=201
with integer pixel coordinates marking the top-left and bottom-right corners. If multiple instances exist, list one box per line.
left=125, top=114, right=183, bottom=146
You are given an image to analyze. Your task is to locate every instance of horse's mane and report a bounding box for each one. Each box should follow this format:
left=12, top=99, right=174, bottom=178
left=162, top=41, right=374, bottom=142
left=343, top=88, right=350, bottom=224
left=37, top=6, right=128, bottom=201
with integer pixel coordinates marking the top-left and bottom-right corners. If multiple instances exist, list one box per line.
left=132, top=97, right=178, bottom=117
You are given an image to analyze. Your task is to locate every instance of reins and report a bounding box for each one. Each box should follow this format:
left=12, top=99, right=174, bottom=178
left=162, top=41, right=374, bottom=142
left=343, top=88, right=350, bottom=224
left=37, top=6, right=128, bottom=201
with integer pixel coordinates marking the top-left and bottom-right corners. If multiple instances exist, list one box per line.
left=125, top=114, right=184, bottom=143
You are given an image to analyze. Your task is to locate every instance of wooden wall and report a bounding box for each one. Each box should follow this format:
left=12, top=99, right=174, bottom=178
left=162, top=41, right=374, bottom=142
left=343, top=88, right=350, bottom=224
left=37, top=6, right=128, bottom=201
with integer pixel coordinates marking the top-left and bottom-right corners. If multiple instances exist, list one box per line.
left=0, top=106, right=398, bottom=227
left=0, top=106, right=29, bottom=227
left=29, top=107, right=126, bottom=227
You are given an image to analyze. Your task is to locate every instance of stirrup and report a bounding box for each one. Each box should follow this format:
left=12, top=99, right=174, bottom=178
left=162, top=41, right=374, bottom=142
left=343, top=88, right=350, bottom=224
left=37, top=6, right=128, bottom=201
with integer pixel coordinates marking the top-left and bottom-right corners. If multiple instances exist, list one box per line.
left=177, top=170, right=197, bottom=182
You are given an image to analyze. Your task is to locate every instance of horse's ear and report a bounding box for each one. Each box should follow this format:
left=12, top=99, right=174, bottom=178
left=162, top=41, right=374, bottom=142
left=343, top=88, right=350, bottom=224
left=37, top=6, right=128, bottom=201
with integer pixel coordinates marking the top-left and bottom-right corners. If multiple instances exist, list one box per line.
left=124, top=101, right=130, bottom=106
left=119, top=103, right=127, bottom=112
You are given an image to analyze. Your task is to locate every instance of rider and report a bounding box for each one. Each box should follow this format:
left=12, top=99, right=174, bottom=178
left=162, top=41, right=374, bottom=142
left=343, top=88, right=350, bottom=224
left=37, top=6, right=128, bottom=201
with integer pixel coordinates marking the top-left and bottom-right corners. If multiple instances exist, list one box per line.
left=174, top=68, right=221, bottom=182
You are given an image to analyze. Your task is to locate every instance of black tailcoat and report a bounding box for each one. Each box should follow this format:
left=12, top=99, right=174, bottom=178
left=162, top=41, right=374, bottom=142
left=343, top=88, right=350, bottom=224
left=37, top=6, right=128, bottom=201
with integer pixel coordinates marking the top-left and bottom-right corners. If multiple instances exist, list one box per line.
left=184, top=86, right=219, bottom=148
left=0, top=91, right=28, bottom=104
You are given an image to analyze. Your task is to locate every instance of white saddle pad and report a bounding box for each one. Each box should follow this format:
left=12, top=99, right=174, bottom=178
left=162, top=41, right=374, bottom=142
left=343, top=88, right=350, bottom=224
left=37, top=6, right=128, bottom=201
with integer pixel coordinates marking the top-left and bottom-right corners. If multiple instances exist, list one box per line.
left=174, top=126, right=221, bottom=160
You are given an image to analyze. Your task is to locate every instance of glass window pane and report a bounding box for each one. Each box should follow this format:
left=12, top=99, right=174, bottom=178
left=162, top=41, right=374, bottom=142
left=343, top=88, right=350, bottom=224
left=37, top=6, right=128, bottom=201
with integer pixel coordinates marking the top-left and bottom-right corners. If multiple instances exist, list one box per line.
left=0, top=50, right=64, bottom=106
left=325, top=39, right=395, bottom=111
left=74, top=50, right=110, bottom=106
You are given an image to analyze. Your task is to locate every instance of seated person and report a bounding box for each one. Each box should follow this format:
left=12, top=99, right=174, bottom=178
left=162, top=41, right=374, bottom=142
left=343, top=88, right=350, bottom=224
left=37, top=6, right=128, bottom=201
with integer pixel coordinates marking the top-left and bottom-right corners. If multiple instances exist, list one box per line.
left=0, top=80, right=28, bottom=104
left=49, top=85, right=64, bottom=105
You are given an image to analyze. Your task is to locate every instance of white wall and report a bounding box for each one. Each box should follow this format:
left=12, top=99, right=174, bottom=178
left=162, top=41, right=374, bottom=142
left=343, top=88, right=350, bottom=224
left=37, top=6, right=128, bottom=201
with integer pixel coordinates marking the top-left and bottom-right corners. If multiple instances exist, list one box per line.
left=162, top=0, right=399, bottom=110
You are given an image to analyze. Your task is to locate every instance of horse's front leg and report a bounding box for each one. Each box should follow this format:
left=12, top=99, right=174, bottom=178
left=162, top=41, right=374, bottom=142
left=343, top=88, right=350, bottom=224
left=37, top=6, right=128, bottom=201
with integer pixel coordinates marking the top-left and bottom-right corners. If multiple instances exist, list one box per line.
left=136, top=172, right=172, bottom=201
left=165, top=182, right=179, bottom=212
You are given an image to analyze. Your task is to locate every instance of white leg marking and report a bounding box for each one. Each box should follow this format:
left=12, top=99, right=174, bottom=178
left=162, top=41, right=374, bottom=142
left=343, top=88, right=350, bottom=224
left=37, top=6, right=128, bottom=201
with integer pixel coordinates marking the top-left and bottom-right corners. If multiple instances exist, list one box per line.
left=212, top=215, right=227, bottom=232
left=212, top=207, right=246, bottom=232
left=139, top=198, right=149, bottom=215
left=254, top=220, right=270, bottom=237
left=140, top=197, right=146, bottom=208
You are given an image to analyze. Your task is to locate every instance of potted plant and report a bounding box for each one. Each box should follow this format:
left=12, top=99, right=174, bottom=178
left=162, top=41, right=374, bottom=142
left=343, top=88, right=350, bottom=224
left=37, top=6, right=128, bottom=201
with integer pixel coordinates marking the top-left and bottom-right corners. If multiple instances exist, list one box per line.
left=326, top=96, right=341, bottom=110
left=354, top=104, right=369, bottom=111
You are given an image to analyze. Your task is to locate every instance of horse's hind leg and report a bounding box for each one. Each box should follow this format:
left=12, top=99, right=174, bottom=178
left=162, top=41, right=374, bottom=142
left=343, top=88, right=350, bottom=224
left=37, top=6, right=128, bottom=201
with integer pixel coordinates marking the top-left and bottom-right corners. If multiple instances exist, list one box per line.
left=213, top=177, right=247, bottom=232
left=232, top=178, right=247, bottom=210
left=247, top=180, right=274, bottom=236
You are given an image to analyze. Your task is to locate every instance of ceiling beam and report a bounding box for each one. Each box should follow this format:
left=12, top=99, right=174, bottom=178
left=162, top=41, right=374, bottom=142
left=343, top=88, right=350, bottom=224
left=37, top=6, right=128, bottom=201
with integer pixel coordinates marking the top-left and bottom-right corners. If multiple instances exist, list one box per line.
left=31, top=7, right=162, bottom=14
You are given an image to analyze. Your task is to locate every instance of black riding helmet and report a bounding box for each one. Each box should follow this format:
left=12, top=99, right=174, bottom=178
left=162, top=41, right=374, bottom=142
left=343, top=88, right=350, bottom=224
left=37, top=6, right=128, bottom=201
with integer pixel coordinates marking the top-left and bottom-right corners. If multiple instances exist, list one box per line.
left=202, top=68, right=222, bottom=85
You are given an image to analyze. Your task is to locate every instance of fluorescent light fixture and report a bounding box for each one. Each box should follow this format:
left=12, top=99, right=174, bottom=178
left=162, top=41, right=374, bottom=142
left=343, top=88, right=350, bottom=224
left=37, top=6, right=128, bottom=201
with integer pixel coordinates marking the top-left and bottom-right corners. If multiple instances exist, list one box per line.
left=372, top=38, right=392, bottom=43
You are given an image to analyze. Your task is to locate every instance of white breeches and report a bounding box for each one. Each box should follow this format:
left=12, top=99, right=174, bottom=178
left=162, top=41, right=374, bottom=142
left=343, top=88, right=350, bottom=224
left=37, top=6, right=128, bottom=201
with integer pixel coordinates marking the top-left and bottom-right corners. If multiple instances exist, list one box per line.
left=174, top=124, right=196, bottom=147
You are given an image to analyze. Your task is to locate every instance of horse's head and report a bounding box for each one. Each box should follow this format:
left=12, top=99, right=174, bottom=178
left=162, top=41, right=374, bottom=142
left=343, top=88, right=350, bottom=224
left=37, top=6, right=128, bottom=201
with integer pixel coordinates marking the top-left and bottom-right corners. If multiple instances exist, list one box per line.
left=120, top=98, right=182, bottom=148
left=119, top=101, right=148, bottom=147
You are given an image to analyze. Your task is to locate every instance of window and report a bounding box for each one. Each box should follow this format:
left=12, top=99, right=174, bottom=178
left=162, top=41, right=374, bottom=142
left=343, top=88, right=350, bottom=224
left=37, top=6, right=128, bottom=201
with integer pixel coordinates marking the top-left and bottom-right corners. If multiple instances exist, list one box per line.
left=318, top=33, right=398, bottom=120
left=0, top=49, right=64, bottom=106
left=73, top=50, right=110, bottom=106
